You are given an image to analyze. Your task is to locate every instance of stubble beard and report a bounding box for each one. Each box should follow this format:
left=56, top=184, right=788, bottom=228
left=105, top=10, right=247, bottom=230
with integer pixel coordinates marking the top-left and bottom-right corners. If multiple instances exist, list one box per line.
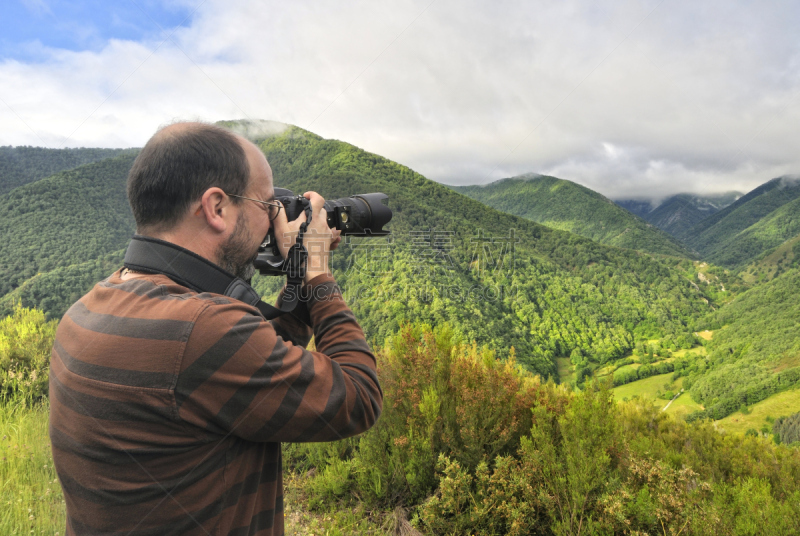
left=217, top=212, right=259, bottom=281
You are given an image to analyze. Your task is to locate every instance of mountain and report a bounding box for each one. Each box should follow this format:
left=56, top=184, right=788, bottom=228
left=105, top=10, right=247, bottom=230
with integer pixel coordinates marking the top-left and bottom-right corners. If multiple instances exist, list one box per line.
left=0, top=146, right=133, bottom=195
left=0, top=122, right=717, bottom=379
left=614, top=199, right=656, bottom=219
left=740, top=233, right=800, bottom=284
left=644, top=193, right=741, bottom=238
left=687, top=265, right=800, bottom=421
left=0, top=153, right=138, bottom=299
left=247, top=126, right=719, bottom=375
left=680, top=176, right=800, bottom=269
left=453, top=175, right=692, bottom=257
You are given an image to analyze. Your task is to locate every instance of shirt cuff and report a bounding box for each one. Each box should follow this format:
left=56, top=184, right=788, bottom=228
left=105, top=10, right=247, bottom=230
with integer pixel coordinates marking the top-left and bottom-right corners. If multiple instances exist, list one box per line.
left=303, top=274, right=342, bottom=308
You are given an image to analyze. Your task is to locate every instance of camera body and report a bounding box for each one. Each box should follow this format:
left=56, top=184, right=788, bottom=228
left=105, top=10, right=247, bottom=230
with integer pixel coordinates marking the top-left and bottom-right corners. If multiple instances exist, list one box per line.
left=254, top=188, right=392, bottom=276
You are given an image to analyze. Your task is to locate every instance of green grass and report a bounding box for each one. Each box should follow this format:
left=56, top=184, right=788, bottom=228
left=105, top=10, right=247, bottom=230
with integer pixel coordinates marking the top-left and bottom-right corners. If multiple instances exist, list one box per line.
left=695, top=330, right=714, bottom=341
left=556, top=357, right=574, bottom=384
left=0, top=399, right=65, bottom=535
left=0, top=399, right=388, bottom=536
left=612, top=373, right=676, bottom=404
left=717, top=388, right=800, bottom=436
left=664, top=388, right=705, bottom=419
left=613, top=363, right=641, bottom=375
left=611, top=373, right=705, bottom=418
left=672, top=346, right=707, bottom=358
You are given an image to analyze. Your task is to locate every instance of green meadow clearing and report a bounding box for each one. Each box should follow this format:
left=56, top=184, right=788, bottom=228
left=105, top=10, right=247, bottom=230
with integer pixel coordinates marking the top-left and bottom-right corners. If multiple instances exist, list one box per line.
left=717, top=388, right=800, bottom=436
left=610, top=372, right=705, bottom=418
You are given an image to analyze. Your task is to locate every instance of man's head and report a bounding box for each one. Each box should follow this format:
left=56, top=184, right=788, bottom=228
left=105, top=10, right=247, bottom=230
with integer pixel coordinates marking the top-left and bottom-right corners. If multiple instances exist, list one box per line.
left=127, top=122, right=275, bottom=279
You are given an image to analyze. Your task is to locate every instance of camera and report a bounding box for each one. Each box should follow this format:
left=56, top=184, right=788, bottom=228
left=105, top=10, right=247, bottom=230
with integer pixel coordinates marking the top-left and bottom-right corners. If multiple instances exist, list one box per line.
left=254, top=188, right=392, bottom=276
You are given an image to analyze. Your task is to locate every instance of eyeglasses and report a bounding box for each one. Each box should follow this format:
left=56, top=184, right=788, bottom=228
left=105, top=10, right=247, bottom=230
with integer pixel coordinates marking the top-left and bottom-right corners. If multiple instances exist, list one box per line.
left=226, top=193, right=283, bottom=221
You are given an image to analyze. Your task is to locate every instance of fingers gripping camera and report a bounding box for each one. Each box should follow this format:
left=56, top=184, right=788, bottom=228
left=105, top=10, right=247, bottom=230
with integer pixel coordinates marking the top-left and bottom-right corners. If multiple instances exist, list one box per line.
left=254, top=189, right=392, bottom=277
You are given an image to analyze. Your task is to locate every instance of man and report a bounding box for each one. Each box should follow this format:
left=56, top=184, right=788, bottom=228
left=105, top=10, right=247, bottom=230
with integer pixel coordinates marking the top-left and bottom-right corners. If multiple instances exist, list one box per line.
left=49, top=122, right=383, bottom=535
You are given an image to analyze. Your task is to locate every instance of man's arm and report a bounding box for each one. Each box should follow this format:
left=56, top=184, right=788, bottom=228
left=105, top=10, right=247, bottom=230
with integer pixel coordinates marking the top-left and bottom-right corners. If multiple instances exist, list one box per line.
left=174, top=274, right=382, bottom=443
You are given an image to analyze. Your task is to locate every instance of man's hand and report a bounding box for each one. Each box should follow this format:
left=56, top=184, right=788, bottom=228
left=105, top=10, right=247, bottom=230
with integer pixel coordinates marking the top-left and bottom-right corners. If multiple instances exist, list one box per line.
left=271, top=191, right=342, bottom=284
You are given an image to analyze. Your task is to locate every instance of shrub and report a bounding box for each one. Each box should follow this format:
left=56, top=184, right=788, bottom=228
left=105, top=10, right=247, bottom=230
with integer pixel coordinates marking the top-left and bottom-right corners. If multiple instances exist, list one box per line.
left=524, top=382, right=620, bottom=536
left=773, top=411, right=800, bottom=445
left=0, top=303, right=57, bottom=405
left=418, top=383, right=619, bottom=536
left=287, top=324, right=800, bottom=534
left=288, top=323, right=555, bottom=508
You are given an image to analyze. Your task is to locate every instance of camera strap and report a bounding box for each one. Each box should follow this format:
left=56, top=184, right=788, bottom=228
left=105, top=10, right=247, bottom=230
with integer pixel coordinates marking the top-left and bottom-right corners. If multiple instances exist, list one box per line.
left=123, top=235, right=309, bottom=324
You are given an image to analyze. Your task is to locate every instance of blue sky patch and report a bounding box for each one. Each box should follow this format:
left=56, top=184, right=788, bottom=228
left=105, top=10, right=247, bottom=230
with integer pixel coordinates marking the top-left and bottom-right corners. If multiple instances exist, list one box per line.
left=1, top=0, right=194, bottom=61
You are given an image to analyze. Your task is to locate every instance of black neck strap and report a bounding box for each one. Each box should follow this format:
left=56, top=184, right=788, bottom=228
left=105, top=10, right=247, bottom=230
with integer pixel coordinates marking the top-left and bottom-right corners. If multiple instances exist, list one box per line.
left=123, top=235, right=300, bottom=322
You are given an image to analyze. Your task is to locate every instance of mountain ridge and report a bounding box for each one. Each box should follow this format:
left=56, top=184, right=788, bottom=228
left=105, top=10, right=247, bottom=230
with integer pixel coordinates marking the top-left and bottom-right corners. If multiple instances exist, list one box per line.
left=454, top=174, right=693, bottom=258
left=0, top=146, right=134, bottom=195
left=679, top=176, right=800, bottom=268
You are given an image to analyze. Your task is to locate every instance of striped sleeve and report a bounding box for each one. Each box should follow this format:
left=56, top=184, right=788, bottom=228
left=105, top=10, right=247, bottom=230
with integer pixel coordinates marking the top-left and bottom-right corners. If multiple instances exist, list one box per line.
left=175, top=274, right=382, bottom=443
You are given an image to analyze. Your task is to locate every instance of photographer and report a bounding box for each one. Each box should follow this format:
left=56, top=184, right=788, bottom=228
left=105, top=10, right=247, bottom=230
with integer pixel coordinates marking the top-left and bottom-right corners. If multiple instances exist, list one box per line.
left=48, top=122, right=383, bottom=535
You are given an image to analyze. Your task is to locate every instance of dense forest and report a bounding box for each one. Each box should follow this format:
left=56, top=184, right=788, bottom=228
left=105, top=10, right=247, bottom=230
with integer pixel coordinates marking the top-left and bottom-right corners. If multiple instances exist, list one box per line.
left=0, top=146, right=132, bottom=195
left=0, top=153, right=138, bottom=299
left=683, top=267, right=800, bottom=420
left=1, top=125, right=796, bottom=404
left=454, top=175, right=691, bottom=257
left=0, top=126, right=719, bottom=379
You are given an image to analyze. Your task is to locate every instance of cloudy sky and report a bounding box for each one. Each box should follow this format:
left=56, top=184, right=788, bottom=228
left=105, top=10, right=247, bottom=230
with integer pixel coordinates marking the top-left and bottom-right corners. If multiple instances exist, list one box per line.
left=1, top=0, right=799, bottom=200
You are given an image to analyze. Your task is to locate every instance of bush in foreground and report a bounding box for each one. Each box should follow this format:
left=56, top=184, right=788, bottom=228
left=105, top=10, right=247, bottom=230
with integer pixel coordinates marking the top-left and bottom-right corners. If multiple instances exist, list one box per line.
left=287, top=323, right=800, bottom=535
left=0, top=303, right=57, bottom=405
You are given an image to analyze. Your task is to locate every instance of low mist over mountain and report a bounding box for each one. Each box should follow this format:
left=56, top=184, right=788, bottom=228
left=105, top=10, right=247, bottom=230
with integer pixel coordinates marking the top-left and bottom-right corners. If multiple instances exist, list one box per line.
left=615, top=192, right=742, bottom=238
left=454, top=174, right=692, bottom=258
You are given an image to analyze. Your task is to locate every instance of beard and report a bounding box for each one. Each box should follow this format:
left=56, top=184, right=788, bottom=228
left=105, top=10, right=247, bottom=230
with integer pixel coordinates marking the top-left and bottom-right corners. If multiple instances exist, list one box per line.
left=216, top=211, right=258, bottom=281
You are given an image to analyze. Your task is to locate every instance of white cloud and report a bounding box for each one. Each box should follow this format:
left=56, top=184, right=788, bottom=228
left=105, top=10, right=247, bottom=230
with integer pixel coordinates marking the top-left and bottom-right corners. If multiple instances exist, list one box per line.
left=1, top=0, right=799, bottom=199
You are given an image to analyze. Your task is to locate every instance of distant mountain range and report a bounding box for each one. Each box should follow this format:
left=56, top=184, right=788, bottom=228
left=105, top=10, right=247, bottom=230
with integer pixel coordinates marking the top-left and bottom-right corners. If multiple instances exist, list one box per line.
left=454, top=175, right=692, bottom=258
left=616, top=192, right=742, bottom=238
left=0, top=146, right=133, bottom=195
left=679, top=176, right=800, bottom=268
left=457, top=172, right=800, bottom=271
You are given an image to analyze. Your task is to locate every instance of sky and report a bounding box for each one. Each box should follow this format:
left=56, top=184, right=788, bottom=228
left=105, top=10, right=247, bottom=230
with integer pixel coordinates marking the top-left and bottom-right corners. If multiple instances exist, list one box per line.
left=1, top=0, right=799, bottom=200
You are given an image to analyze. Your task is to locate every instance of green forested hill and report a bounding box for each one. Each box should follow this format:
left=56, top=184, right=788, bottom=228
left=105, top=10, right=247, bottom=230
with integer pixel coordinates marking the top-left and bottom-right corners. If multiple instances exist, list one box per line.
left=0, top=250, right=126, bottom=318
left=614, top=198, right=654, bottom=219
left=686, top=266, right=800, bottom=420
left=0, top=146, right=132, bottom=195
left=681, top=176, right=800, bottom=267
left=707, top=197, right=800, bottom=269
left=0, top=123, right=719, bottom=378
left=246, top=126, right=717, bottom=375
left=636, top=192, right=741, bottom=238
left=741, top=233, right=800, bottom=283
left=0, top=153, right=138, bottom=299
left=453, top=175, right=692, bottom=257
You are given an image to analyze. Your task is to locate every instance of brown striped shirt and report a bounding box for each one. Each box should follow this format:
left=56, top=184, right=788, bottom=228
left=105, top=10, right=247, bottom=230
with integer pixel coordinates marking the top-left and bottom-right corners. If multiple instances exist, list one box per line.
left=49, top=269, right=382, bottom=535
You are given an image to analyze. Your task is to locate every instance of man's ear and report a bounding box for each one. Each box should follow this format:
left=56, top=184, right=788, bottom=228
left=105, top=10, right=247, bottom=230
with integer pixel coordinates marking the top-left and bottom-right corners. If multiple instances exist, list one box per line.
left=198, top=187, right=231, bottom=233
